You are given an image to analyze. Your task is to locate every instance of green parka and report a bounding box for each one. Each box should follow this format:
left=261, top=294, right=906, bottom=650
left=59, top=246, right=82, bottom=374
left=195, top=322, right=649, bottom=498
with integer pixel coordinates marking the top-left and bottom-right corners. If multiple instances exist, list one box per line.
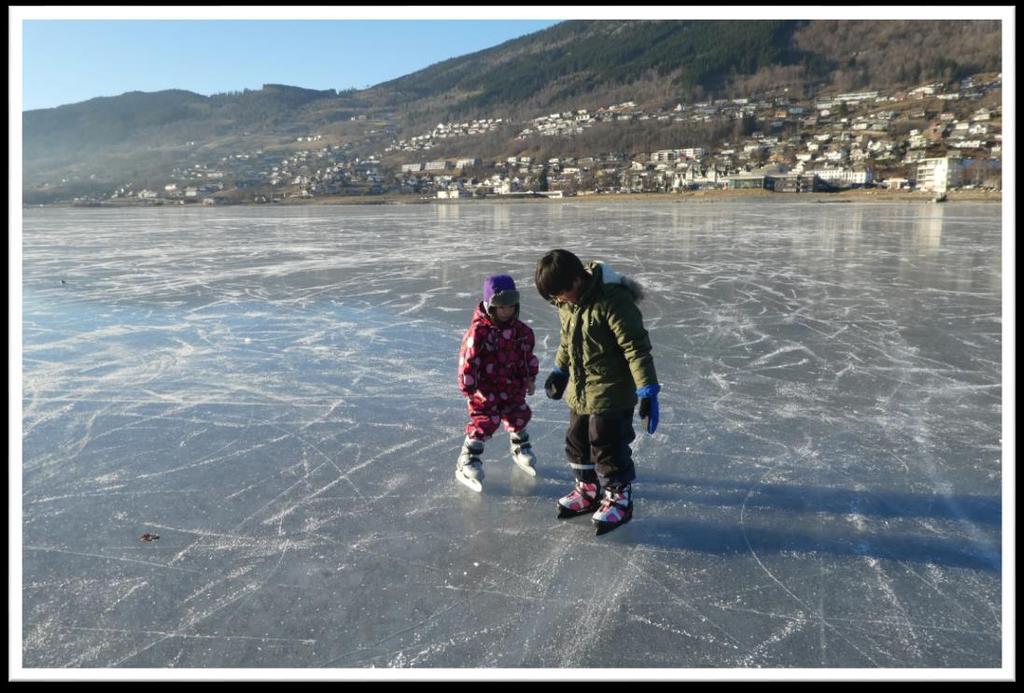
left=552, top=261, right=658, bottom=414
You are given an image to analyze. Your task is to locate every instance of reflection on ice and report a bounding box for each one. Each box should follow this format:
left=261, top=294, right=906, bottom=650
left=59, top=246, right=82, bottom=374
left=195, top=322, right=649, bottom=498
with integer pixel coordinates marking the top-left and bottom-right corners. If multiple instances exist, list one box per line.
left=21, top=201, right=1002, bottom=669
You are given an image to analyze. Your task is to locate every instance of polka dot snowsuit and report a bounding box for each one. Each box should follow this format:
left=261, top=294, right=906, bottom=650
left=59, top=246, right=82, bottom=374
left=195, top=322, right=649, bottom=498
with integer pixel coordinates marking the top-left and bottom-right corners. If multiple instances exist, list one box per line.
left=458, top=302, right=540, bottom=440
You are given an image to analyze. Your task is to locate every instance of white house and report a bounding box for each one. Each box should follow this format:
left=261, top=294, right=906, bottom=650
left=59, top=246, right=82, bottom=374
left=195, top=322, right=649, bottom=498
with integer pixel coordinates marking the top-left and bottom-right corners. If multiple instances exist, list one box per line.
left=883, top=177, right=911, bottom=191
left=910, top=83, right=942, bottom=98
left=836, top=91, right=878, bottom=103
left=650, top=149, right=684, bottom=163
left=813, top=167, right=874, bottom=187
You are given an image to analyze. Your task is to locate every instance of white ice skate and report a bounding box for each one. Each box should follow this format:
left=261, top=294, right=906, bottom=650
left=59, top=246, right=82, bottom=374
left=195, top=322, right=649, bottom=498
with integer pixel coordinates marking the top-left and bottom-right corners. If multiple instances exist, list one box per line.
left=455, top=437, right=485, bottom=492
left=509, top=430, right=537, bottom=477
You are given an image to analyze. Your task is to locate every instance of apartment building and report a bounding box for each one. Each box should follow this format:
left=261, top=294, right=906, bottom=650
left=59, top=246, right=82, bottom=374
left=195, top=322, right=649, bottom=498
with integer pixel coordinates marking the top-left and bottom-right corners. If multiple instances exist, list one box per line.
left=916, top=157, right=963, bottom=193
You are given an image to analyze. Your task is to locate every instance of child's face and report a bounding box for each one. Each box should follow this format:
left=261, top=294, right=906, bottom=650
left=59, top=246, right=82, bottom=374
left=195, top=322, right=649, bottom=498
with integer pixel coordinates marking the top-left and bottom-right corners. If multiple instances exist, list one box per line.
left=553, top=277, right=585, bottom=305
left=492, top=304, right=516, bottom=322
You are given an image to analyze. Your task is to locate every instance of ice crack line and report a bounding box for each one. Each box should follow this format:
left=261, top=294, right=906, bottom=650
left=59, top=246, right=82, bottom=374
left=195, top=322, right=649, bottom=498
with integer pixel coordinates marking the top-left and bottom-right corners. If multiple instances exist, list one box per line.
left=738, top=447, right=883, bottom=666
left=60, top=625, right=316, bottom=646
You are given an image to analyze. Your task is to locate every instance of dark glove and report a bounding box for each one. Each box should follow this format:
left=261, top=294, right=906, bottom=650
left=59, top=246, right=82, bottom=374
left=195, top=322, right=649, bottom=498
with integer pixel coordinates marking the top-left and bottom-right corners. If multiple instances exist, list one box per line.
left=544, top=367, right=569, bottom=400
left=636, top=384, right=661, bottom=434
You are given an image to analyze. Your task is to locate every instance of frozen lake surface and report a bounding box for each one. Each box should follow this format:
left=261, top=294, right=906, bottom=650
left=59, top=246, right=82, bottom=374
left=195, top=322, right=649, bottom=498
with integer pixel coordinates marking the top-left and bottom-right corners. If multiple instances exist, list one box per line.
left=20, top=200, right=1003, bottom=670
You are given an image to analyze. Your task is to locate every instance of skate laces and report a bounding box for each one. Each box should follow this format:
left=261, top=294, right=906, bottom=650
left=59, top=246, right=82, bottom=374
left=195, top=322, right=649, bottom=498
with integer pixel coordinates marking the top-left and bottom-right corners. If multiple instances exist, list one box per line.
left=511, top=434, right=531, bottom=454
left=573, top=480, right=597, bottom=501
left=601, top=486, right=629, bottom=510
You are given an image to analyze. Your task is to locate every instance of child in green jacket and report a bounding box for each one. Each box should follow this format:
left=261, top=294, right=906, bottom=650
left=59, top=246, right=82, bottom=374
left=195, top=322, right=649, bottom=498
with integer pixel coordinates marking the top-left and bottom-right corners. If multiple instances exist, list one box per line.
left=534, top=249, right=660, bottom=535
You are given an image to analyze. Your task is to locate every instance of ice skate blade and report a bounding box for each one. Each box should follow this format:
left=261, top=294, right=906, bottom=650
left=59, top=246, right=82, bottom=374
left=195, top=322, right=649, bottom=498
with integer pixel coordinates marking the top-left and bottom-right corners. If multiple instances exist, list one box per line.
left=593, top=513, right=632, bottom=536
left=556, top=504, right=596, bottom=519
left=455, top=470, right=482, bottom=493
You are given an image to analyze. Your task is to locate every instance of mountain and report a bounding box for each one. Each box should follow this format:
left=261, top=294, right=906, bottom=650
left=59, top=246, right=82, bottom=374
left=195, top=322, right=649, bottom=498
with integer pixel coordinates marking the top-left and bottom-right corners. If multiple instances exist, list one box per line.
left=23, top=19, right=1002, bottom=199
left=372, top=20, right=806, bottom=117
left=23, top=85, right=346, bottom=191
left=373, top=19, right=1000, bottom=122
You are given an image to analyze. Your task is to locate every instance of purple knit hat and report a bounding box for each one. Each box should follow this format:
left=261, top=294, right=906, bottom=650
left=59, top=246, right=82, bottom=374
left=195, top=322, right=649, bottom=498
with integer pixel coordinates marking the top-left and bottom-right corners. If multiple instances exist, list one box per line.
left=483, top=274, right=520, bottom=308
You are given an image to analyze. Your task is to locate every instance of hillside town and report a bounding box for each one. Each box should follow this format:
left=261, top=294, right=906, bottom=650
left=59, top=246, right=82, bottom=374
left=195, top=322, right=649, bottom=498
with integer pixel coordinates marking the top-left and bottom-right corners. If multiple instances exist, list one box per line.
left=89, top=72, right=1002, bottom=206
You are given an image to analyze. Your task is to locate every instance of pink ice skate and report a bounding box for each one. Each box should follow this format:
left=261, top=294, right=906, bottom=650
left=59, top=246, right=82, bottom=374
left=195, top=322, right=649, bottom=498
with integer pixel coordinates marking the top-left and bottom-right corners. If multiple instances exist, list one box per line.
left=556, top=480, right=601, bottom=519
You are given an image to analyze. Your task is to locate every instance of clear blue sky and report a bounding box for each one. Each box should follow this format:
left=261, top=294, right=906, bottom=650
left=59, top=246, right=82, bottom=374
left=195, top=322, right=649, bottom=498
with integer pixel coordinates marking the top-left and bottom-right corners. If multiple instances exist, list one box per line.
left=19, top=19, right=562, bottom=111
left=17, top=8, right=1010, bottom=112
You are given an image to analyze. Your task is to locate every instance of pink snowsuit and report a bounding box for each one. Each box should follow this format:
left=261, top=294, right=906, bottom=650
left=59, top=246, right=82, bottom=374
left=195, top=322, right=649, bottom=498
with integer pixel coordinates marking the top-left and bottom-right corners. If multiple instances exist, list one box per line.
left=458, top=302, right=540, bottom=440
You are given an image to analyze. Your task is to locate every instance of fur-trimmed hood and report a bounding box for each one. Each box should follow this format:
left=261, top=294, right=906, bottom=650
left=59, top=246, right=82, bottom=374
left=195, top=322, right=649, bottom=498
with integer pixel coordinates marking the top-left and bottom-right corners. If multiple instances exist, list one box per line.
left=587, top=261, right=645, bottom=302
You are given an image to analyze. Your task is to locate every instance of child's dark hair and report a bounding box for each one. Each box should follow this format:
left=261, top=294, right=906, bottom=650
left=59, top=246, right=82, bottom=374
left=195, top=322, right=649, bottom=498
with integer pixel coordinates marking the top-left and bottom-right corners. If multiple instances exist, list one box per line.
left=535, top=249, right=587, bottom=301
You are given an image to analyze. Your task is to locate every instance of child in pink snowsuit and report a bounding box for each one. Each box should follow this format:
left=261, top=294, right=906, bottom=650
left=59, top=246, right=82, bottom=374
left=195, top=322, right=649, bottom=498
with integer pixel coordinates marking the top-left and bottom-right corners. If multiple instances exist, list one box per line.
left=455, top=274, right=540, bottom=490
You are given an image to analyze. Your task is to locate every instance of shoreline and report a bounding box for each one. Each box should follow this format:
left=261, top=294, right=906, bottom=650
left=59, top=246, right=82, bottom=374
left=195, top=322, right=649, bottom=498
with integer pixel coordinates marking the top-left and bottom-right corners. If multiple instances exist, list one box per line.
left=543, top=189, right=1002, bottom=203
left=31, top=188, right=1001, bottom=209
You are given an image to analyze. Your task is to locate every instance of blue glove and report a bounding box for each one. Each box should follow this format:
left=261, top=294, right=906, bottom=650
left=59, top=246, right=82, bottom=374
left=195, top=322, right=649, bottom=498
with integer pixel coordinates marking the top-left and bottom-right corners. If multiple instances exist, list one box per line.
left=545, top=367, right=569, bottom=400
left=636, top=384, right=661, bottom=434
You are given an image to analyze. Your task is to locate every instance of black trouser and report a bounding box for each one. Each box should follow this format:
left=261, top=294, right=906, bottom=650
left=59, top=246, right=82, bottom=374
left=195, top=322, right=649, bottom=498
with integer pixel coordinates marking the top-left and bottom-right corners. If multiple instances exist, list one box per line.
left=565, top=409, right=636, bottom=489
